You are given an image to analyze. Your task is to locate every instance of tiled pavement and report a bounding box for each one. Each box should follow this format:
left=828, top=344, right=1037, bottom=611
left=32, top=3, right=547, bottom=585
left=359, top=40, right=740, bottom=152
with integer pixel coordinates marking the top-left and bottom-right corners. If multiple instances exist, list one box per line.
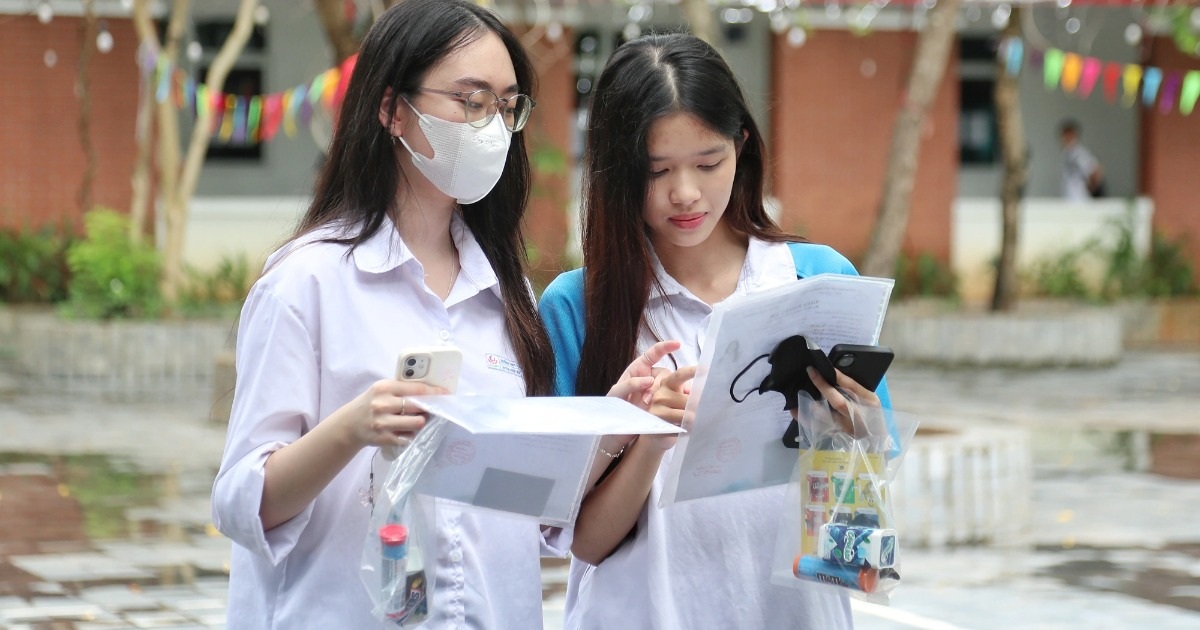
left=2, top=350, right=1199, bottom=629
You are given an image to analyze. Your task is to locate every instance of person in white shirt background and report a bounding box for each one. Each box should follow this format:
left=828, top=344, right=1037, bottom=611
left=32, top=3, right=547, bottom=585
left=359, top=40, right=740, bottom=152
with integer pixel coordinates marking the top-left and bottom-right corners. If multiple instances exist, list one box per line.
left=539, top=33, right=887, bottom=629
left=1059, top=118, right=1105, bottom=201
left=211, top=1, right=572, bottom=626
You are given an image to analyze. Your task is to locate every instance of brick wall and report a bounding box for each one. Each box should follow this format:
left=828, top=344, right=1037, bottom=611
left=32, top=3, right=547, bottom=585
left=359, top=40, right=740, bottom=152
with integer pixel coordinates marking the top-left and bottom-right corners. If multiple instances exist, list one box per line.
left=770, top=29, right=957, bottom=266
left=1141, top=37, right=1200, bottom=277
left=516, top=26, right=575, bottom=288
left=0, top=16, right=139, bottom=232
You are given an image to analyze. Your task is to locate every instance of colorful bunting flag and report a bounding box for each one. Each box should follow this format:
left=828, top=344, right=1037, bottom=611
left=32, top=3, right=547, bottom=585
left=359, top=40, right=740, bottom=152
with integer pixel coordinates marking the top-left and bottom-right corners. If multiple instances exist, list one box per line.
left=1122, top=64, right=1142, bottom=108
left=1143, top=67, right=1163, bottom=108
left=1062, top=53, right=1082, bottom=93
left=1002, top=38, right=1023, bottom=77
left=139, top=49, right=359, bottom=145
left=1080, top=58, right=1101, bottom=98
left=1102, top=62, right=1121, bottom=103
left=1001, top=41, right=1200, bottom=116
left=1181, top=71, right=1200, bottom=116
left=1044, top=48, right=1064, bottom=91
left=1160, top=72, right=1182, bottom=115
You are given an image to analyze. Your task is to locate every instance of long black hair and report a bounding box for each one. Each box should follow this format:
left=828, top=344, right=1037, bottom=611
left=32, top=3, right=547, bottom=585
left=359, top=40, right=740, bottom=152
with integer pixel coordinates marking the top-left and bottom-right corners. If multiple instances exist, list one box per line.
left=293, top=0, right=553, bottom=396
left=575, top=32, right=801, bottom=395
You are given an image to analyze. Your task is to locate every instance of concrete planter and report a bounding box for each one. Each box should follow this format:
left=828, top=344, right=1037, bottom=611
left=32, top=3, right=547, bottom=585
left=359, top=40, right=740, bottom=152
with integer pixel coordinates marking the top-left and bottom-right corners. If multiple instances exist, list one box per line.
left=882, top=299, right=1123, bottom=367
left=891, top=424, right=1033, bottom=548
left=1115, top=298, right=1200, bottom=347
left=11, top=309, right=235, bottom=402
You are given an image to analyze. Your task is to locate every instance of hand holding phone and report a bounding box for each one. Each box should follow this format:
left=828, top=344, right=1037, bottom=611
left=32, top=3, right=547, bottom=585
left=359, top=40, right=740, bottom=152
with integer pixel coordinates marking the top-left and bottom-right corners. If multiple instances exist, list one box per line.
left=827, top=344, right=894, bottom=392
left=381, top=346, right=462, bottom=460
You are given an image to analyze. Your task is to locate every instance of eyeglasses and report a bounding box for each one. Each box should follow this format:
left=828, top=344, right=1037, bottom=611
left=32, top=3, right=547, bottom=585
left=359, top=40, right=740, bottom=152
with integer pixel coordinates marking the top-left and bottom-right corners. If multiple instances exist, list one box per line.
left=416, top=87, right=536, bottom=133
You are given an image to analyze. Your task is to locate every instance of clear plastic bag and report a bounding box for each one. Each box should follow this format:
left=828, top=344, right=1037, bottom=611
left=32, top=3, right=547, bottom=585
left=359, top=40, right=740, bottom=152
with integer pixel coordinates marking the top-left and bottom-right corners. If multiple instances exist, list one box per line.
left=771, top=394, right=919, bottom=605
left=360, top=417, right=450, bottom=626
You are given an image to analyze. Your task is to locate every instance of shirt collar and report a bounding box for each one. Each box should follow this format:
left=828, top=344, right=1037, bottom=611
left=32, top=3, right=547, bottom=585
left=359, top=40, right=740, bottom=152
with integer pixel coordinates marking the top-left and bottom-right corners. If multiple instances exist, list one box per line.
left=352, top=212, right=503, bottom=301
left=647, top=237, right=798, bottom=303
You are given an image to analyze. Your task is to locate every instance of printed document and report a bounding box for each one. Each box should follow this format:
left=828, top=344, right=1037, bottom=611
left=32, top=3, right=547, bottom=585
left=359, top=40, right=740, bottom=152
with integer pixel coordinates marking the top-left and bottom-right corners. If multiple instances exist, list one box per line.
left=659, top=273, right=893, bottom=506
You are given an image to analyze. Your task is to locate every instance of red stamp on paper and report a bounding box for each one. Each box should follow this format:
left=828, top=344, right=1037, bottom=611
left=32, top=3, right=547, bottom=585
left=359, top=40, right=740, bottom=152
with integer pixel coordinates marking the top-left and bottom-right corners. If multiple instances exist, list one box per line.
left=443, top=440, right=476, bottom=465
left=715, top=438, right=742, bottom=463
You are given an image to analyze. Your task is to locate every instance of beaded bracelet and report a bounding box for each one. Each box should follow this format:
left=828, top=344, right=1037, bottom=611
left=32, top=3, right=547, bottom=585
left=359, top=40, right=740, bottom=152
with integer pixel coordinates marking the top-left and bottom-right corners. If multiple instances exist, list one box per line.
left=597, top=441, right=628, bottom=459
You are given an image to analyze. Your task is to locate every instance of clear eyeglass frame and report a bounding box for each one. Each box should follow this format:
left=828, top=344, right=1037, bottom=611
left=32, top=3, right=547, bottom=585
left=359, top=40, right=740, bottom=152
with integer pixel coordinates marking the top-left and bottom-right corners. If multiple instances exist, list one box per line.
left=416, top=87, right=536, bottom=133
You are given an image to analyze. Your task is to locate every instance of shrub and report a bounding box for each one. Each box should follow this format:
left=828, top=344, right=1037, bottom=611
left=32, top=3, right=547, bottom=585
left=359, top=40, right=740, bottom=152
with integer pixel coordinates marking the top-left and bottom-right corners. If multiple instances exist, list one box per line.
left=0, top=226, right=73, bottom=304
left=178, top=254, right=255, bottom=318
left=1141, top=231, right=1197, bottom=298
left=64, top=209, right=162, bottom=319
left=893, top=251, right=958, bottom=299
left=1025, top=247, right=1094, bottom=300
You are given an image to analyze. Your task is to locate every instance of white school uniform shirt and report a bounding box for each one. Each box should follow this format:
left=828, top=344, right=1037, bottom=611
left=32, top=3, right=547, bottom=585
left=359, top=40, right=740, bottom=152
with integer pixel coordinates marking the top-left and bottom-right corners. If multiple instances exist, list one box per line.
left=212, top=212, right=561, bottom=629
left=563, top=238, right=853, bottom=630
left=1062, top=142, right=1099, bottom=202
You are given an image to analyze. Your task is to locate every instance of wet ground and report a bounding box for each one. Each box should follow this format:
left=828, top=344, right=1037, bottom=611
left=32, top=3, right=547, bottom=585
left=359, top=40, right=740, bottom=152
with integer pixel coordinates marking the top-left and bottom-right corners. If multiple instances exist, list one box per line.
left=1, top=350, right=1199, bottom=629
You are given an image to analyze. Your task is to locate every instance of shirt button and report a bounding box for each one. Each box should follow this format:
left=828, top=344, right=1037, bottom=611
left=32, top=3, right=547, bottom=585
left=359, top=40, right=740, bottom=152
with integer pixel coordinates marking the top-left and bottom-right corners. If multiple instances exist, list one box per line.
left=439, top=329, right=450, bottom=341
left=449, top=549, right=463, bottom=563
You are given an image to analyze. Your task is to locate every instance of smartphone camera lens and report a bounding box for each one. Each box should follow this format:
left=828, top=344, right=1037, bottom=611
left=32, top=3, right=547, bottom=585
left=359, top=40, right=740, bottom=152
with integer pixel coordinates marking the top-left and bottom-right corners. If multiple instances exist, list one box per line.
left=404, top=368, right=415, bottom=378
left=405, top=357, right=417, bottom=367
left=835, top=354, right=855, bottom=368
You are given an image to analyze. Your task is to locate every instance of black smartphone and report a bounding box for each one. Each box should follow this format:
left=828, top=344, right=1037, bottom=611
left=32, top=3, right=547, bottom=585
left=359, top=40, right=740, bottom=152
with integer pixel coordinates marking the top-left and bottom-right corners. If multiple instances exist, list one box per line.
left=827, top=344, right=894, bottom=392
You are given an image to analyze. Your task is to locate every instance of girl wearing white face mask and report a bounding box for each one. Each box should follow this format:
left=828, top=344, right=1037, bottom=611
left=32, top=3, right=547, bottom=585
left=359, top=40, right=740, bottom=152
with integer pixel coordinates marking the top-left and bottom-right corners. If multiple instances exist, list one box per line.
left=211, top=1, right=584, bottom=627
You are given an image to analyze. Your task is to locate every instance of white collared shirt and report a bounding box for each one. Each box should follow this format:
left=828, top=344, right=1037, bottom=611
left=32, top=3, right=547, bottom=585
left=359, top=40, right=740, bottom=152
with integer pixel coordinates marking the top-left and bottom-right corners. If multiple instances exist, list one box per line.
left=212, top=212, right=555, bottom=629
left=560, top=238, right=853, bottom=630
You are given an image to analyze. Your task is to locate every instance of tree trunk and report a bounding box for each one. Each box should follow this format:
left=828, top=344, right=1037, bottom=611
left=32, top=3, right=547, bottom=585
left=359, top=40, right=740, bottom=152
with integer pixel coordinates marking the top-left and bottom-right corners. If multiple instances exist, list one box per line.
left=860, top=0, right=962, bottom=279
left=153, top=0, right=189, bottom=260
left=991, top=10, right=1027, bottom=312
left=76, top=0, right=98, bottom=217
left=129, top=0, right=159, bottom=243
left=161, top=0, right=260, bottom=303
left=314, top=0, right=361, bottom=63
left=681, top=0, right=715, bottom=45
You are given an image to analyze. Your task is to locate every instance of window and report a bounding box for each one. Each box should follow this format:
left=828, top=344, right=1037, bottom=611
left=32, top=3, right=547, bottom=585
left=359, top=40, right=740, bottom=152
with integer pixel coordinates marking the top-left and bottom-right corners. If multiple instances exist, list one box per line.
left=960, top=79, right=996, bottom=164
left=958, top=36, right=999, bottom=166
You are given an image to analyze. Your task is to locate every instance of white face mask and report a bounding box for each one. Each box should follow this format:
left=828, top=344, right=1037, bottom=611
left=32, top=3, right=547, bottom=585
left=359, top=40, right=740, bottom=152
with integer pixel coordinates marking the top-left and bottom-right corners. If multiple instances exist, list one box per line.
left=396, top=100, right=513, bottom=204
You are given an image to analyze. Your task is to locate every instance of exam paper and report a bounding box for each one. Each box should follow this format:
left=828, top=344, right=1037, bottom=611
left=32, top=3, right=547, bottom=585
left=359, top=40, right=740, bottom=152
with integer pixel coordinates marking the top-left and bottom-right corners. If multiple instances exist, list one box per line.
left=403, top=396, right=682, bottom=526
left=659, top=273, right=893, bottom=507
left=405, top=395, right=684, bottom=436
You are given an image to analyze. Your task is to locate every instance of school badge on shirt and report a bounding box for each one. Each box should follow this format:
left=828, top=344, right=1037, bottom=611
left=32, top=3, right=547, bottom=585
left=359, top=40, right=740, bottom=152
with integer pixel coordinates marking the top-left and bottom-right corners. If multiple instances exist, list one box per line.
left=485, top=353, right=523, bottom=378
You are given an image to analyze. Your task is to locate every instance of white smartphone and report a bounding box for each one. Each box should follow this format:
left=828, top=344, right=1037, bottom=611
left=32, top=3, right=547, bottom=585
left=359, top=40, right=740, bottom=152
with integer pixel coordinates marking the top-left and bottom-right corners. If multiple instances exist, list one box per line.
left=381, top=346, right=462, bottom=461
left=396, top=345, right=462, bottom=393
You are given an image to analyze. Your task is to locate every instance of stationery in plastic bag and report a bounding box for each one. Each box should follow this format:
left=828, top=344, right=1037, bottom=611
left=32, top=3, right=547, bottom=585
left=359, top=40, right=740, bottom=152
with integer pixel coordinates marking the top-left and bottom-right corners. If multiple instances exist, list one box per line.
left=770, top=394, right=918, bottom=604
left=360, top=417, right=451, bottom=626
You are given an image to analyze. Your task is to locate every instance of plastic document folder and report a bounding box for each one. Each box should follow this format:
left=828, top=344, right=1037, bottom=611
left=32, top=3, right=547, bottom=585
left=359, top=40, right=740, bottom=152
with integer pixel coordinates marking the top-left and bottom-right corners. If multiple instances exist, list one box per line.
left=405, top=396, right=683, bottom=527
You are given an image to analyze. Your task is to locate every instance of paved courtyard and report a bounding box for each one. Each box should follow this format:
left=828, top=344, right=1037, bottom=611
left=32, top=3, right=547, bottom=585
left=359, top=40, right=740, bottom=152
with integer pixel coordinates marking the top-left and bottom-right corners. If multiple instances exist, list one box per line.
left=1, top=350, right=1199, bottom=629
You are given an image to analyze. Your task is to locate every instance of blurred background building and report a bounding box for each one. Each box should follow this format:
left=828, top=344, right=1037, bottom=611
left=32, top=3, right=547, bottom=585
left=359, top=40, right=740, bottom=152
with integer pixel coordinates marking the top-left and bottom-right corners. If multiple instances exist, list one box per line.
left=1, top=0, right=1197, bottom=300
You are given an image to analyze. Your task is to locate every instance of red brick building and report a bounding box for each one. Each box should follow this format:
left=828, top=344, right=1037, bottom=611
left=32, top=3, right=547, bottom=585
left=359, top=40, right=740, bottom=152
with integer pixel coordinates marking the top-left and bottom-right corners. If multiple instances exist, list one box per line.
left=2, top=11, right=1196, bottom=283
left=0, top=15, right=139, bottom=231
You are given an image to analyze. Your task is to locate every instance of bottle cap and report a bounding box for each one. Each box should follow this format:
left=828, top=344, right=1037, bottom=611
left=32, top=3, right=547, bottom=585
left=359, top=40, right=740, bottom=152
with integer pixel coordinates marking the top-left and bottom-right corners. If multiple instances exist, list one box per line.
left=380, top=524, right=408, bottom=547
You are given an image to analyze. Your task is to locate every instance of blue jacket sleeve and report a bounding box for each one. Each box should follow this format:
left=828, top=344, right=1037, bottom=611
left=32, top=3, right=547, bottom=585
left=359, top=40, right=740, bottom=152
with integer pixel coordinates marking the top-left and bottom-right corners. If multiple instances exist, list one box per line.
left=537, top=269, right=586, bottom=397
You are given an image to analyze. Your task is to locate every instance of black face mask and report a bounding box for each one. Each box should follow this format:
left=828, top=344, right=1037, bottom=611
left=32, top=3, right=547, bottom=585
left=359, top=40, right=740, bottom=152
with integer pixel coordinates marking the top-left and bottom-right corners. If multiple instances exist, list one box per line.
left=759, top=335, right=838, bottom=410
left=729, top=335, right=838, bottom=449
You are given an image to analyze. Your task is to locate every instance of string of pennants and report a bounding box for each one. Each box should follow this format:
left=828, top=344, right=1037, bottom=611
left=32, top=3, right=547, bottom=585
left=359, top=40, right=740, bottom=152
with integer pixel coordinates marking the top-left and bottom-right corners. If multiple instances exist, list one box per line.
left=140, top=45, right=360, bottom=144
left=999, top=37, right=1200, bottom=116
left=143, top=35, right=1198, bottom=143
